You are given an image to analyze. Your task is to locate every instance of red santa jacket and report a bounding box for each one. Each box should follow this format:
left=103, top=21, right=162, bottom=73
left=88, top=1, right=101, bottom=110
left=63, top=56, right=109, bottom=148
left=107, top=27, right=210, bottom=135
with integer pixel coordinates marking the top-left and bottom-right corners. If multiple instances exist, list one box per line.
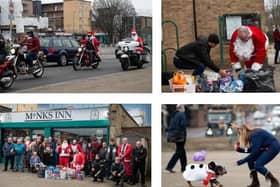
left=21, top=37, right=40, bottom=53
left=71, top=144, right=83, bottom=154
left=117, top=143, right=132, bottom=162
left=57, top=144, right=73, bottom=157
left=90, top=37, right=100, bottom=53
left=73, top=152, right=85, bottom=165
left=230, top=26, right=268, bottom=68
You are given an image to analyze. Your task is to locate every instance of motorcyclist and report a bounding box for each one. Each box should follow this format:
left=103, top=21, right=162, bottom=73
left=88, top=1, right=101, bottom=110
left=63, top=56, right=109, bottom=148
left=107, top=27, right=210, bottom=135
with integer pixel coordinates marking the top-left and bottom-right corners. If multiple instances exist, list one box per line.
left=20, top=31, right=40, bottom=71
left=0, top=33, right=8, bottom=64
left=130, top=28, right=144, bottom=53
left=86, top=31, right=101, bottom=64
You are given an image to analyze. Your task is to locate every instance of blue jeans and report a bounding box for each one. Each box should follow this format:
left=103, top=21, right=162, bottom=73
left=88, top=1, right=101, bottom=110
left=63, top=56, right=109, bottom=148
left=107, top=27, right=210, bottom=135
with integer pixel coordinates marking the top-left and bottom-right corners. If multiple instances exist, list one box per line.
left=26, top=52, right=37, bottom=67
left=14, top=154, right=24, bottom=171
left=247, top=141, right=280, bottom=176
left=173, top=56, right=205, bottom=76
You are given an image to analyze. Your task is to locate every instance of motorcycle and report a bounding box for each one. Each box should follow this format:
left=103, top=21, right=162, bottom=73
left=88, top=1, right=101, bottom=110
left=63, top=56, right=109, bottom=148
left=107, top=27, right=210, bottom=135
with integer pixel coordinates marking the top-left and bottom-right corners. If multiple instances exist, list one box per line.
left=10, top=44, right=46, bottom=78
left=115, top=38, right=151, bottom=71
left=0, top=55, right=17, bottom=89
left=73, top=44, right=101, bottom=71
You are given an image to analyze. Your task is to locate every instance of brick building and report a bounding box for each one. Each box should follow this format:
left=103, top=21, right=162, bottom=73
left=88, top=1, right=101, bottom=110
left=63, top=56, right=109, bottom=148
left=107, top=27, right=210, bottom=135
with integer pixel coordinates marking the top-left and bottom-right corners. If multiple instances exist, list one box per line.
left=162, top=0, right=267, bottom=71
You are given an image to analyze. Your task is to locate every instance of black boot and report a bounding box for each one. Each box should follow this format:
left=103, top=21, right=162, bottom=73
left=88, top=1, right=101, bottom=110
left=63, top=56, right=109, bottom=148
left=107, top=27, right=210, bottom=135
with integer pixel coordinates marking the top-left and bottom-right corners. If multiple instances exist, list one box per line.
left=266, top=172, right=280, bottom=187
left=247, top=170, right=260, bottom=187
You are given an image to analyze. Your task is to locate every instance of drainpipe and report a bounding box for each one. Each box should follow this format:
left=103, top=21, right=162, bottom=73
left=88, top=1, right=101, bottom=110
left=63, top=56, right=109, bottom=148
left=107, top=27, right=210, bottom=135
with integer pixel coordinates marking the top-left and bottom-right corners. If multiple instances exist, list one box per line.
left=192, top=0, right=198, bottom=40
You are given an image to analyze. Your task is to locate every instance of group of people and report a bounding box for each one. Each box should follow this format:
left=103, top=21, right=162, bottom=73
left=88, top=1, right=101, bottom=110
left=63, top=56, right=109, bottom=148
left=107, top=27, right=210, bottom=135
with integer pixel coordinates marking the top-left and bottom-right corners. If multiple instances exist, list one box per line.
left=165, top=104, right=280, bottom=187
left=2, top=136, right=148, bottom=186
left=173, top=25, right=270, bottom=78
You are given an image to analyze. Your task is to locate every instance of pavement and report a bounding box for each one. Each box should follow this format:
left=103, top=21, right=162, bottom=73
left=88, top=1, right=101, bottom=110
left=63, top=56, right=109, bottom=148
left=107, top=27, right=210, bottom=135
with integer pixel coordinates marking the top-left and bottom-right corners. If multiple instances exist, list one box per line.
left=162, top=150, right=280, bottom=187
left=0, top=165, right=150, bottom=187
left=1, top=47, right=152, bottom=93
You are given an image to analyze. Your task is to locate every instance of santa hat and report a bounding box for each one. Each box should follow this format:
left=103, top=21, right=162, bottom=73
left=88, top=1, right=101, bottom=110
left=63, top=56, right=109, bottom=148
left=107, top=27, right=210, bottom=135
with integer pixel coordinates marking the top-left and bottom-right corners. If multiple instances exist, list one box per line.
left=131, top=28, right=137, bottom=34
left=87, top=31, right=93, bottom=36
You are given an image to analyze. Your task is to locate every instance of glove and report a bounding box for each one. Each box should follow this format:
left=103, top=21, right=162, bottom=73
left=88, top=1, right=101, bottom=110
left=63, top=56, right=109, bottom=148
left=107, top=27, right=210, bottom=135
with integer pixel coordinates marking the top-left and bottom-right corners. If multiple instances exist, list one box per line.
left=251, top=62, right=262, bottom=71
left=232, top=62, right=242, bottom=72
left=237, top=159, right=244, bottom=166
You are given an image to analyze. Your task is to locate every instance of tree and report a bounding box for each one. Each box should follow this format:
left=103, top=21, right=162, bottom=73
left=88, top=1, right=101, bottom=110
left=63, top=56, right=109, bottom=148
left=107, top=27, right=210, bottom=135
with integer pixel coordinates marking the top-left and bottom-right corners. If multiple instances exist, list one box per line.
left=92, top=0, right=136, bottom=44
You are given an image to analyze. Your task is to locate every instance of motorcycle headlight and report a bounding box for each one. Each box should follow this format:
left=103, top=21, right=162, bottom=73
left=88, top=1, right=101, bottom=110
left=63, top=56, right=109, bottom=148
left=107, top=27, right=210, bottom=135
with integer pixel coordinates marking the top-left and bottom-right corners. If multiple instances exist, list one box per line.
left=124, top=46, right=129, bottom=52
left=10, top=48, right=16, bottom=55
left=78, top=47, right=82, bottom=52
left=272, top=130, right=277, bottom=136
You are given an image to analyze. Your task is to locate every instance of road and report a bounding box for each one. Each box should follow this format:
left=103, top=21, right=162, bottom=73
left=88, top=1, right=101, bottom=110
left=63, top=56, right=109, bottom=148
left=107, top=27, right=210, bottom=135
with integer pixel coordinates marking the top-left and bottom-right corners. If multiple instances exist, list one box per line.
left=162, top=151, right=280, bottom=187
left=0, top=48, right=152, bottom=93
left=0, top=164, right=150, bottom=187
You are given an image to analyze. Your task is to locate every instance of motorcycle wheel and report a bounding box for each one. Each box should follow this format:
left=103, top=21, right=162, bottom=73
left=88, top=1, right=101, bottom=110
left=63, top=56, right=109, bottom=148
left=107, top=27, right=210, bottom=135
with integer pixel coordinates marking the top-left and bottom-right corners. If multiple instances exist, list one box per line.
left=73, top=56, right=81, bottom=71
left=33, top=61, right=44, bottom=78
left=121, top=59, right=129, bottom=71
left=0, top=75, right=15, bottom=90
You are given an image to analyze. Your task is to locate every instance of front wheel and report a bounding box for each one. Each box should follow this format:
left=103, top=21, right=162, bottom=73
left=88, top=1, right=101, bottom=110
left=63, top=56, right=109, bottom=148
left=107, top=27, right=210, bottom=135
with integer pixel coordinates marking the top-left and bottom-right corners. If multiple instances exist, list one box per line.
left=33, top=61, right=44, bottom=78
left=121, top=59, right=129, bottom=71
left=73, top=56, right=81, bottom=71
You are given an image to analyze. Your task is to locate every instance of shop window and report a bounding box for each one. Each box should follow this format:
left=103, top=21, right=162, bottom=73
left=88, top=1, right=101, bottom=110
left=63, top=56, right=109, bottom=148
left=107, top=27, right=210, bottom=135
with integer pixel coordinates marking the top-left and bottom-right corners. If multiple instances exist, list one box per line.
left=53, top=128, right=108, bottom=142
left=222, top=13, right=261, bottom=42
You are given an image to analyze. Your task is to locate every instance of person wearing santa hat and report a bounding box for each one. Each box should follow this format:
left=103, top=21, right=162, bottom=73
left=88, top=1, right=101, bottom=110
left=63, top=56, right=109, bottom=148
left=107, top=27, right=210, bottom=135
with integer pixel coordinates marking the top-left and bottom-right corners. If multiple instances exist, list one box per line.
left=230, top=25, right=269, bottom=72
left=131, top=28, right=144, bottom=53
left=57, top=139, right=73, bottom=167
left=71, top=139, right=83, bottom=154
left=86, top=31, right=101, bottom=64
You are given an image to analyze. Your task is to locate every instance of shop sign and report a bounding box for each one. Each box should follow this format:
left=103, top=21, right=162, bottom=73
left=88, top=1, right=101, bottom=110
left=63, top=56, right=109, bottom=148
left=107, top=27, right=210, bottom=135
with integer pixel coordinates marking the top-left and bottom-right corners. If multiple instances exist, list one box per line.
left=25, top=110, right=72, bottom=121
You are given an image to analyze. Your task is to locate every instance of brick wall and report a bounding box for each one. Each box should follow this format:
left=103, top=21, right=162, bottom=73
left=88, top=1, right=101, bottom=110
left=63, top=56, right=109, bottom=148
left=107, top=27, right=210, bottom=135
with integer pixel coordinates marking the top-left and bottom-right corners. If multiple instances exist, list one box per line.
left=162, top=0, right=266, bottom=71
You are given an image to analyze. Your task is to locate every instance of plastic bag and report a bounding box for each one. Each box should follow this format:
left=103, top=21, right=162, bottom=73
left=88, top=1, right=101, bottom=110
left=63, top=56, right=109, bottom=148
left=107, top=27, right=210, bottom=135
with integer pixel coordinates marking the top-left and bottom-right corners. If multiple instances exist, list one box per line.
left=243, top=66, right=275, bottom=92
left=172, top=71, right=187, bottom=85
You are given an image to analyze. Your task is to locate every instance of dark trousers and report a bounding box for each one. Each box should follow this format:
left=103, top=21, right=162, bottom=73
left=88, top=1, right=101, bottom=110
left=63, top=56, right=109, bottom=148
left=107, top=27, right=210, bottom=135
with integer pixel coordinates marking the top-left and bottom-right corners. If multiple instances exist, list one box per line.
left=166, top=142, right=187, bottom=172
left=4, top=155, right=14, bottom=170
left=173, top=56, right=205, bottom=76
left=274, top=48, right=280, bottom=64
left=26, top=52, right=37, bottom=67
left=106, top=160, right=114, bottom=177
left=132, top=161, right=146, bottom=184
left=248, top=141, right=280, bottom=176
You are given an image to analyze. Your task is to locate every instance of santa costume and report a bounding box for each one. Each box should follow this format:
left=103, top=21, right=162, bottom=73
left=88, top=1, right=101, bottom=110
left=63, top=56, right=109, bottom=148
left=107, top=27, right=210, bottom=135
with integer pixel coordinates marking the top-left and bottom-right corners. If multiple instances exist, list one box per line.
left=131, top=28, right=144, bottom=53
left=57, top=141, right=73, bottom=167
left=71, top=152, right=85, bottom=171
left=230, top=25, right=269, bottom=71
left=71, top=142, right=83, bottom=154
left=87, top=31, right=100, bottom=54
left=117, top=142, right=132, bottom=178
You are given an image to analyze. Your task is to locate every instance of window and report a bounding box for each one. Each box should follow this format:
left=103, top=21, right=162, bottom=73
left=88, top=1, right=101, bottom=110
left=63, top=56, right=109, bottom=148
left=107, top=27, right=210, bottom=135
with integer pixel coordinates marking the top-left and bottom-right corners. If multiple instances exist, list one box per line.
left=222, top=13, right=261, bottom=41
left=53, top=39, right=63, bottom=47
left=70, top=39, right=80, bottom=48
left=62, top=39, right=72, bottom=48
left=40, top=38, right=50, bottom=48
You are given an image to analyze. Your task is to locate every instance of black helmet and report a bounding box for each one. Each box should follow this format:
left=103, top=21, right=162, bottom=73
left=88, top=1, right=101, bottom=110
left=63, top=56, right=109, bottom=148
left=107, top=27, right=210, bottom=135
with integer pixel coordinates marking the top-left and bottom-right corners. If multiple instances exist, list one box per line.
left=27, top=31, right=34, bottom=37
left=0, top=34, right=5, bottom=48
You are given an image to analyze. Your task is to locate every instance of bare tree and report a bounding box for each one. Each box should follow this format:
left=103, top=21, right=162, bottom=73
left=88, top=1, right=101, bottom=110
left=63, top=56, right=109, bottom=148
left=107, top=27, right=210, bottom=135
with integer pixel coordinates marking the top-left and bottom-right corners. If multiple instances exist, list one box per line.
left=92, top=0, right=136, bottom=44
left=267, top=0, right=280, bottom=26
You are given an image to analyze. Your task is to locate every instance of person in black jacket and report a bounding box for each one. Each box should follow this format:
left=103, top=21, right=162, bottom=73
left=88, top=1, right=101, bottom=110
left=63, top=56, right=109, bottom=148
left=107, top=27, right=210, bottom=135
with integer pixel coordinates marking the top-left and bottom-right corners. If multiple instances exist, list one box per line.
left=2, top=137, right=15, bottom=171
left=235, top=125, right=280, bottom=187
left=131, top=141, right=147, bottom=187
left=111, top=156, right=126, bottom=186
left=92, top=154, right=106, bottom=182
left=173, top=34, right=227, bottom=77
left=165, top=104, right=187, bottom=173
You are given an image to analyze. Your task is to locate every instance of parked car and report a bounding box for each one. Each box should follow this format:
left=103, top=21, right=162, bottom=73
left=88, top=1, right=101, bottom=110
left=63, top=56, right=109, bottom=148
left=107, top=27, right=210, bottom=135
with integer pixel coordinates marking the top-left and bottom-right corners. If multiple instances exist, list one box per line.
left=39, top=36, right=80, bottom=66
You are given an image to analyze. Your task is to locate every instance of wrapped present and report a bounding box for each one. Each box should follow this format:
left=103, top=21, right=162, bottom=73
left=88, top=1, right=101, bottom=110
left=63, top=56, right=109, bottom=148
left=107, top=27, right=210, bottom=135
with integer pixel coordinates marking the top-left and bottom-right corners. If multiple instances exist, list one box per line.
left=53, top=168, right=61, bottom=180
left=66, top=168, right=76, bottom=180
left=60, top=169, right=67, bottom=180
left=45, top=166, right=55, bottom=179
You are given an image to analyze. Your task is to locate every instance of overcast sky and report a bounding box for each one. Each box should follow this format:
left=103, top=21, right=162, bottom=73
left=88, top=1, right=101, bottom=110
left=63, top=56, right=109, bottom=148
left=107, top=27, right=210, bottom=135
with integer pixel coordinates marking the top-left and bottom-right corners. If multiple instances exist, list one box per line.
left=130, top=0, right=152, bottom=11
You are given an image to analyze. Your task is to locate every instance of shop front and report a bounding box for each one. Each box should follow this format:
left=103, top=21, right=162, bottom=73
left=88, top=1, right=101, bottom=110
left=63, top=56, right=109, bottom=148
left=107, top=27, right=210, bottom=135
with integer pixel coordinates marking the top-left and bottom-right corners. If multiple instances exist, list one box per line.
left=0, top=108, right=110, bottom=159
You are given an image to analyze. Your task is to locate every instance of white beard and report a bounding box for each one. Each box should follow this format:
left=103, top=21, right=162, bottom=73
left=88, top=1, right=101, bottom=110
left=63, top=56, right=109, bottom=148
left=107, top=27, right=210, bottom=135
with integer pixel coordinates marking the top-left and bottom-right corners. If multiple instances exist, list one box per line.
left=233, top=37, right=255, bottom=61
left=132, top=34, right=138, bottom=41
left=62, top=143, right=68, bottom=149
